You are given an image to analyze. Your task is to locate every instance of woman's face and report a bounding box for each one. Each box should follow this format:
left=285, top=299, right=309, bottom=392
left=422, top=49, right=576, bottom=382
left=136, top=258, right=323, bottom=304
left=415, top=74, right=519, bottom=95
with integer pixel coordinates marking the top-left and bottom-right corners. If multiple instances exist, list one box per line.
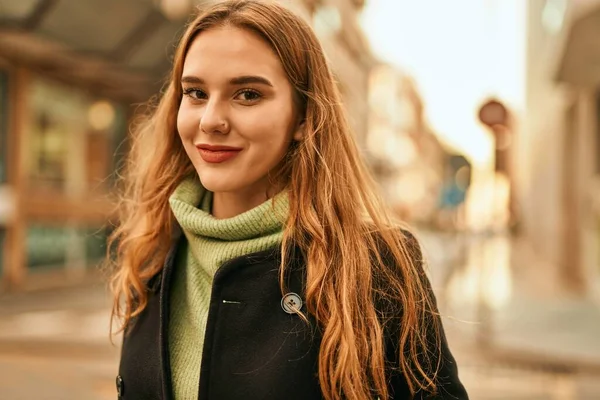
left=177, top=26, right=303, bottom=197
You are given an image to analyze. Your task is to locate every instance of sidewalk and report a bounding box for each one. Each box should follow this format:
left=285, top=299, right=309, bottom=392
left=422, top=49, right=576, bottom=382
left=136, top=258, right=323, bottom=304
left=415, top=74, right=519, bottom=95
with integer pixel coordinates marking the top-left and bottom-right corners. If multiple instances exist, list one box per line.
left=491, top=297, right=600, bottom=367
left=418, top=229, right=600, bottom=371
left=0, top=282, right=120, bottom=357
left=0, top=283, right=119, bottom=400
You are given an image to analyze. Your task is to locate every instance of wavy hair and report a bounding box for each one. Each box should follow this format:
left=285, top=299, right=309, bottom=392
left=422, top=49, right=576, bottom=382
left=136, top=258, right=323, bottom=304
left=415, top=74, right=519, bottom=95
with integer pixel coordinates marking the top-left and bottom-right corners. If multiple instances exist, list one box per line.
left=108, top=1, right=441, bottom=399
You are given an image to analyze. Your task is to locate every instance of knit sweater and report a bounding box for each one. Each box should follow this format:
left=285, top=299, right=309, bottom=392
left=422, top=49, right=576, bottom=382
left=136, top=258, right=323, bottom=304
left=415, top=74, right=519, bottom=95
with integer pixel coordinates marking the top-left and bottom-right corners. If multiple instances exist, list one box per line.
left=168, top=176, right=288, bottom=400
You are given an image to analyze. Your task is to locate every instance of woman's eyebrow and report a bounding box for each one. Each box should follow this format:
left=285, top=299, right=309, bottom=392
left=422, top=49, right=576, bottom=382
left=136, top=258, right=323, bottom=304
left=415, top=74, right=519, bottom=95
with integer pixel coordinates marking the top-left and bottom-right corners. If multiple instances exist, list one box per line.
left=181, top=76, right=204, bottom=84
left=181, top=75, right=274, bottom=87
left=229, top=75, right=273, bottom=87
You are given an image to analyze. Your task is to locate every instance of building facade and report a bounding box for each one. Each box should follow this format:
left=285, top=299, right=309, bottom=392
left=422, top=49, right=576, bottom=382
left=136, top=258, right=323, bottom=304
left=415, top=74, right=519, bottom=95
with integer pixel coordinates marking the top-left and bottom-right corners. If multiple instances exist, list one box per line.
left=522, top=0, right=600, bottom=297
left=366, top=63, right=451, bottom=225
left=0, top=0, right=373, bottom=291
left=289, top=0, right=374, bottom=144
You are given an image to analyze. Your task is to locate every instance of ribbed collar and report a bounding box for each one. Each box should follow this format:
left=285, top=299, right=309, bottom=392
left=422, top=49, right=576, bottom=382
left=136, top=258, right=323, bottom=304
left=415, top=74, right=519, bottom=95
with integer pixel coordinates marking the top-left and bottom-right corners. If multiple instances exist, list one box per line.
left=168, top=176, right=289, bottom=241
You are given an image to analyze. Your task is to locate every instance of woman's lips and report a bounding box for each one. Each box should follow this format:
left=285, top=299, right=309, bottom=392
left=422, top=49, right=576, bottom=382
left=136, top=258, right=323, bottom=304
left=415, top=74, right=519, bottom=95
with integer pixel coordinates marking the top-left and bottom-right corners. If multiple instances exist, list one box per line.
left=196, top=145, right=242, bottom=164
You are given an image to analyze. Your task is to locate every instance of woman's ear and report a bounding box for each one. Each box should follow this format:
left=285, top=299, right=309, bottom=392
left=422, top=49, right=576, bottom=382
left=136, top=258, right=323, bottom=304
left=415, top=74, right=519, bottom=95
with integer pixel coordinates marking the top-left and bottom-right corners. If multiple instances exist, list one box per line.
left=293, top=119, right=305, bottom=141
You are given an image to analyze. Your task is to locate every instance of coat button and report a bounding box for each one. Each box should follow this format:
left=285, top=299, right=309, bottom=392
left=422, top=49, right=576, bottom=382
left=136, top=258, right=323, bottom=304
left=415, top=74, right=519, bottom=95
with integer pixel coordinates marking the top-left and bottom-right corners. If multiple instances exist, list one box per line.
left=281, top=292, right=303, bottom=314
left=116, top=375, right=124, bottom=397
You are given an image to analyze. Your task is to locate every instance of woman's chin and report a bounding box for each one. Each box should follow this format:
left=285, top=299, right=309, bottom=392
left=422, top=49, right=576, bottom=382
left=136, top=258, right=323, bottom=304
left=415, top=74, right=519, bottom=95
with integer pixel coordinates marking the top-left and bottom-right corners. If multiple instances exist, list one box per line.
left=198, top=179, right=228, bottom=193
left=197, top=172, right=238, bottom=193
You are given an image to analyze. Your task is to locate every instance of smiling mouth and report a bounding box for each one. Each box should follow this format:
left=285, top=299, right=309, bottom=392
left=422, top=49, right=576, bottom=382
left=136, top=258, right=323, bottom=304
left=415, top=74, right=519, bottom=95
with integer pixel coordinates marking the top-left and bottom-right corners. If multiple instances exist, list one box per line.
left=195, top=145, right=242, bottom=164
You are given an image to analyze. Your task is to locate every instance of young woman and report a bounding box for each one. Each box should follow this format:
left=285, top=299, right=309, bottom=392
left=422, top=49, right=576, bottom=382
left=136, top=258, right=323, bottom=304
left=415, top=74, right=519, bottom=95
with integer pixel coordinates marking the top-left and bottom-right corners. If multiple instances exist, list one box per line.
left=109, top=1, right=468, bottom=399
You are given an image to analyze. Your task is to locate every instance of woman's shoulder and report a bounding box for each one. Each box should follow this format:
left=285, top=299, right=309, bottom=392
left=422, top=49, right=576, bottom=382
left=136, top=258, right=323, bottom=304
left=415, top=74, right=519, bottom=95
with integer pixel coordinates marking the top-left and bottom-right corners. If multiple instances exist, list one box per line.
left=366, top=225, right=424, bottom=267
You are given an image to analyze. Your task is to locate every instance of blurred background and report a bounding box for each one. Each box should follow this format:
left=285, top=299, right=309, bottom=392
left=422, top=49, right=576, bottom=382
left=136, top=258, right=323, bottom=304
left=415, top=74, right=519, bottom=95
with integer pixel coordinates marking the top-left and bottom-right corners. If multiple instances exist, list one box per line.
left=0, top=0, right=599, bottom=399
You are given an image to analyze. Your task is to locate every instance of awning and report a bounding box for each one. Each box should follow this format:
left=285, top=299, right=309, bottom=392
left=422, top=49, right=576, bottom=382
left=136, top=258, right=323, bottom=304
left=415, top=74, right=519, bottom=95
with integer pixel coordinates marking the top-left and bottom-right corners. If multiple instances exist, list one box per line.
left=0, top=0, right=202, bottom=100
left=556, top=3, right=600, bottom=87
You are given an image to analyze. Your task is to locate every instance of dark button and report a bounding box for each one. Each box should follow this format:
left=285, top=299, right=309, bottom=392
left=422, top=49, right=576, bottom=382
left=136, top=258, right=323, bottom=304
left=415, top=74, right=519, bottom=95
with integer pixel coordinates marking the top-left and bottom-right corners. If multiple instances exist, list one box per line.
left=116, top=375, right=124, bottom=397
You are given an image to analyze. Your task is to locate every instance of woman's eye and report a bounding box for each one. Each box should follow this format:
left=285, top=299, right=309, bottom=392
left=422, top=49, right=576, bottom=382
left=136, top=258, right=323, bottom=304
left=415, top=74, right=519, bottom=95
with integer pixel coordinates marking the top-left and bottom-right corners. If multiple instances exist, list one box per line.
left=235, top=89, right=262, bottom=103
left=183, top=88, right=207, bottom=100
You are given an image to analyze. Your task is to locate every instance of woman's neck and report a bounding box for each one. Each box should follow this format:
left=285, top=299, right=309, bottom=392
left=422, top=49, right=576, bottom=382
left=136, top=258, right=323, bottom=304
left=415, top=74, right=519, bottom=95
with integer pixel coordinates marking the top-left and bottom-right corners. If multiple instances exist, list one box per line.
left=211, top=186, right=279, bottom=219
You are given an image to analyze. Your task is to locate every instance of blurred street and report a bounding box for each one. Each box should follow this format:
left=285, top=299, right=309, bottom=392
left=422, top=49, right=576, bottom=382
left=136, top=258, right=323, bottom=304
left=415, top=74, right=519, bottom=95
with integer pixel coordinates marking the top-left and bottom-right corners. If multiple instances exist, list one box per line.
left=2, top=0, right=600, bottom=399
left=0, top=284, right=119, bottom=400
left=421, top=230, right=600, bottom=400
left=0, top=232, right=599, bottom=399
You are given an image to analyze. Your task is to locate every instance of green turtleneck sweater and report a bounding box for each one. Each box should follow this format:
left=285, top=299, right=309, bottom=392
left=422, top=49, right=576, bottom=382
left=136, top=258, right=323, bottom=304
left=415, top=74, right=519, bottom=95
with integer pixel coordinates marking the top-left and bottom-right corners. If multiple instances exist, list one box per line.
left=168, top=176, right=288, bottom=400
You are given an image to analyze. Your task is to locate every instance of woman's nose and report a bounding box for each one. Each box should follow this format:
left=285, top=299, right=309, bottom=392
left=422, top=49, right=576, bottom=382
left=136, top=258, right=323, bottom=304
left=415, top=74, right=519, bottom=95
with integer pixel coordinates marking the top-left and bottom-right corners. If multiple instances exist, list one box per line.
left=200, top=100, right=230, bottom=135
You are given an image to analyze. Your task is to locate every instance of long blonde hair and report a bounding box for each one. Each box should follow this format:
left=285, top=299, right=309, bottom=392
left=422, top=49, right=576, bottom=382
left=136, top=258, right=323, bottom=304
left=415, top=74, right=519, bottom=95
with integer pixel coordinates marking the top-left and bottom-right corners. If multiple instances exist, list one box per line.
left=109, top=1, right=441, bottom=399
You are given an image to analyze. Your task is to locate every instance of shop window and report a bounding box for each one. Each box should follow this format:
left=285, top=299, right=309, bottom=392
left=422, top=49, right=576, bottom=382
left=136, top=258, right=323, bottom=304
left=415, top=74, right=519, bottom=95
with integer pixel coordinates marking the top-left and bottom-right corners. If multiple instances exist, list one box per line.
left=28, top=78, right=126, bottom=194
left=26, top=223, right=109, bottom=271
left=26, top=224, right=69, bottom=269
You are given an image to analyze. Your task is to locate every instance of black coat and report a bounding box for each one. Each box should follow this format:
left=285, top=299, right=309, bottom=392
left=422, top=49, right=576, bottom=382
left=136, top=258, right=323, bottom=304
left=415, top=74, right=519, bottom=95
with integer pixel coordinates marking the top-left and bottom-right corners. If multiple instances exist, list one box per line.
left=116, top=236, right=469, bottom=400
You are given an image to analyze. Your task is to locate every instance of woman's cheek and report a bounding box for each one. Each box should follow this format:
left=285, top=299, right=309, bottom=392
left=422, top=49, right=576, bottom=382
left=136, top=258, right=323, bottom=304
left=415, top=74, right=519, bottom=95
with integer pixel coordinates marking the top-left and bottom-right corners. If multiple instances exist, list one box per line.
left=177, top=108, right=198, bottom=140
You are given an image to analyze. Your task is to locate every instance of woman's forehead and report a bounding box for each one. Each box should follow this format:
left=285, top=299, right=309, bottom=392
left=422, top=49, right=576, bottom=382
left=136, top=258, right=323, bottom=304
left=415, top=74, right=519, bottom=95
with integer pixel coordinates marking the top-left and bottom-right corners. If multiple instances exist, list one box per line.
left=181, top=26, right=285, bottom=83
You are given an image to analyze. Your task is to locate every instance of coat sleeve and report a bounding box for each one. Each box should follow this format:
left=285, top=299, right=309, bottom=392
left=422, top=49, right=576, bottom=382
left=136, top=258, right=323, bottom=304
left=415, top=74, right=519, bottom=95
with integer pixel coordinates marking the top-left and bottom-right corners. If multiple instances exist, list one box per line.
left=383, top=230, right=470, bottom=400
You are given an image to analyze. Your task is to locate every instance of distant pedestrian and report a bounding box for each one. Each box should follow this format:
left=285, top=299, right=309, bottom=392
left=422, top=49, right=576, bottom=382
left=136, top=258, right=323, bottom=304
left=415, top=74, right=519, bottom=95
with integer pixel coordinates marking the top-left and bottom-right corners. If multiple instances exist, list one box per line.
left=108, top=1, right=468, bottom=399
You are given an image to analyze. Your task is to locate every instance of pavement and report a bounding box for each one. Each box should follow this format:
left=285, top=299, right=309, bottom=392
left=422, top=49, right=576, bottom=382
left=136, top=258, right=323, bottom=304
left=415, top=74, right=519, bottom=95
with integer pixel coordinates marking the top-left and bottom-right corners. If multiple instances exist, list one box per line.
left=0, top=230, right=599, bottom=399
left=0, top=283, right=119, bottom=400
left=417, top=230, right=600, bottom=372
left=0, top=352, right=117, bottom=400
left=0, top=283, right=116, bottom=347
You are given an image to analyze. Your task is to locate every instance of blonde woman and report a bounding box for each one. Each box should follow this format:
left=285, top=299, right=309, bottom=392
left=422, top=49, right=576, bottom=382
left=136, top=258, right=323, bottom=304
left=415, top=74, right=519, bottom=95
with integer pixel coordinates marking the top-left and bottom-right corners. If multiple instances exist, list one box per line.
left=110, top=1, right=468, bottom=399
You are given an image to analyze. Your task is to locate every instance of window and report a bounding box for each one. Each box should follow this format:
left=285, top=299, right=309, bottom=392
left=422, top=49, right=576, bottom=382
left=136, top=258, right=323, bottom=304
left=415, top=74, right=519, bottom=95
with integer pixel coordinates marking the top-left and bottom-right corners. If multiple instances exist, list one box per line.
left=26, top=224, right=69, bottom=269
left=24, top=77, right=127, bottom=272
left=26, top=223, right=109, bottom=271
left=27, top=78, right=126, bottom=194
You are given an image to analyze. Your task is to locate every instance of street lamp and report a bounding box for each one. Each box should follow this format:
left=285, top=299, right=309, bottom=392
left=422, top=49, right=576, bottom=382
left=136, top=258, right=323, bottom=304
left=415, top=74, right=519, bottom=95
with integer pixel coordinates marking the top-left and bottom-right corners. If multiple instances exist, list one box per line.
left=478, top=98, right=518, bottom=227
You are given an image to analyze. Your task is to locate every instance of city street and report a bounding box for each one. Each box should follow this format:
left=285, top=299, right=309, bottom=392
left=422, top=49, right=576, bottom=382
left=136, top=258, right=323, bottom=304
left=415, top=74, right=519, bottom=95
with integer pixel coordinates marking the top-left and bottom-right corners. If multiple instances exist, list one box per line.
left=422, top=230, right=600, bottom=400
left=2, top=0, right=600, bottom=399
left=0, top=351, right=117, bottom=400
left=0, top=283, right=120, bottom=399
